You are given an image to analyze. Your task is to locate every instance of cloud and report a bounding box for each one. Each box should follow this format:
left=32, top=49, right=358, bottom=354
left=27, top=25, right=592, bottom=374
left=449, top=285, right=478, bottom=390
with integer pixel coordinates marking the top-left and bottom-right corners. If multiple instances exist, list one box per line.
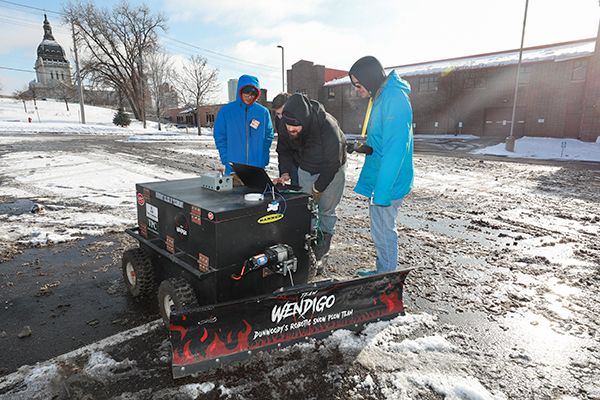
left=165, top=0, right=327, bottom=25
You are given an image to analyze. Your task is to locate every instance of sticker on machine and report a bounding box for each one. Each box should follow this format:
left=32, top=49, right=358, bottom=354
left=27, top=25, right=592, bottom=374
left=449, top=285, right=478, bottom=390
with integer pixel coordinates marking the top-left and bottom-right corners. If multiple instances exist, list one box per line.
left=258, top=213, right=284, bottom=224
left=146, top=203, right=159, bottom=221
left=147, top=218, right=159, bottom=235
left=174, top=213, right=190, bottom=242
left=137, top=193, right=145, bottom=206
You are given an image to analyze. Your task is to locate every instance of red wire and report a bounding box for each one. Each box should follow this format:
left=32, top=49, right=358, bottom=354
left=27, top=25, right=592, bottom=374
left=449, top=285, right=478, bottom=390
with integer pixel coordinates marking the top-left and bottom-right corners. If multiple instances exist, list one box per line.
left=232, top=265, right=246, bottom=280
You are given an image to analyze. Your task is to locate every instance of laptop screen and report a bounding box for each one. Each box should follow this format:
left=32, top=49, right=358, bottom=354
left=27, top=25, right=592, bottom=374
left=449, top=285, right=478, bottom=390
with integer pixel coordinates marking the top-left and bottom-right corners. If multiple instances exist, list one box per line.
left=230, top=162, right=278, bottom=192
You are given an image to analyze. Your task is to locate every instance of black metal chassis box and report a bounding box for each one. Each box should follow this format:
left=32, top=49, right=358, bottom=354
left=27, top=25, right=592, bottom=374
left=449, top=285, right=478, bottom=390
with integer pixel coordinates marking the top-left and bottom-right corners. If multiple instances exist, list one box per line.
left=134, top=177, right=312, bottom=305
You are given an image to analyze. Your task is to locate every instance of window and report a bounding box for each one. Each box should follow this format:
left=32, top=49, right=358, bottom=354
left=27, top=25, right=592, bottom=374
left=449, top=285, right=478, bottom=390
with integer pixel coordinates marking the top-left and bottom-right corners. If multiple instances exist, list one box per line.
left=464, top=71, right=486, bottom=89
left=418, top=76, right=438, bottom=92
left=518, top=65, right=531, bottom=85
left=349, top=85, right=359, bottom=98
left=206, top=112, right=215, bottom=125
left=572, top=59, right=588, bottom=81
left=328, top=87, right=335, bottom=100
left=50, top=72, right=54, bottom=79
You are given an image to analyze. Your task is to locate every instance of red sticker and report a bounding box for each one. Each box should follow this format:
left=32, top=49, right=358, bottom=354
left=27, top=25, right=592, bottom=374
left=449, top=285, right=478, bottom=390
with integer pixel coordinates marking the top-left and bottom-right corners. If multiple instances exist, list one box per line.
left=250, top=119, right=260, bottom=129
left=208, top=212, right=214, bottom=220
left=137, top=193, right=145, bottom=206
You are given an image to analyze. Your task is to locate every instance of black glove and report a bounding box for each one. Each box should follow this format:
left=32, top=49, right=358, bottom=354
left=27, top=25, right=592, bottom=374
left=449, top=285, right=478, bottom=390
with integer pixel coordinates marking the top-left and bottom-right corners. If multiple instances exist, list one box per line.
left=347, top=142, right=373, bottom=155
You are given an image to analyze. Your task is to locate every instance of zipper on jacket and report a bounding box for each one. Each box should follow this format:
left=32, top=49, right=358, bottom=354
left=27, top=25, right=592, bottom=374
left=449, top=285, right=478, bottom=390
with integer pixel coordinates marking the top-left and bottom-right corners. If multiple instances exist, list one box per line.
left=245, top=106, right=249, bottom=164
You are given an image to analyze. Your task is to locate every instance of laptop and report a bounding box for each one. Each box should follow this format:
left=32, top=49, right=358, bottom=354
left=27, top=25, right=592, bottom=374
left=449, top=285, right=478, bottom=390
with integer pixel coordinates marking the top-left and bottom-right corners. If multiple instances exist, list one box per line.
left=229, top=162, right=303, bottom=193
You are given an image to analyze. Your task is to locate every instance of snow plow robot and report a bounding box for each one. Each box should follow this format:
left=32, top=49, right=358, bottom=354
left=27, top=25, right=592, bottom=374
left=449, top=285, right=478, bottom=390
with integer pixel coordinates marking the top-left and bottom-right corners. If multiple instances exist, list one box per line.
left=122, top=164, right=410, bottom=378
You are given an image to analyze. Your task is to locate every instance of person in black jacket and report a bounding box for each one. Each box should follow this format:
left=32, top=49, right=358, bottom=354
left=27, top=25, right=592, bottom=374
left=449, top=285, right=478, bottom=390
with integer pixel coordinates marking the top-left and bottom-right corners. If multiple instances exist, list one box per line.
left=271, top=92, right=299, bottom=186
left=273, top=93, right=347, bottom=276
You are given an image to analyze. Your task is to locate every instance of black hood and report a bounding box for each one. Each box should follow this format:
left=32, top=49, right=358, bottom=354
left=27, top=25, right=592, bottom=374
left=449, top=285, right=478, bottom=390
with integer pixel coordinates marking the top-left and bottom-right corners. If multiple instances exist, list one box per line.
left=282, top=93, right=312, bottom=131
left=349, top=56, right=386, bottom=96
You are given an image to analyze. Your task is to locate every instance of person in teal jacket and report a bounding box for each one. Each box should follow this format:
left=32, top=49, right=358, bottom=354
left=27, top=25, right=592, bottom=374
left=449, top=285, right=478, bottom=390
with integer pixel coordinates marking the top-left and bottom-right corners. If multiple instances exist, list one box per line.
left=214, top=74, right=274, bottom=176
left=348, top=56, right=414, bottom=275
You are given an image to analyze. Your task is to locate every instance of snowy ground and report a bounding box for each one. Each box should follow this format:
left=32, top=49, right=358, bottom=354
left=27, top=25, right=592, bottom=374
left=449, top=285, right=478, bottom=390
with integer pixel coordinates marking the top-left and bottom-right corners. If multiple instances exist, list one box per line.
left=1, top=99, right=600, bottom=399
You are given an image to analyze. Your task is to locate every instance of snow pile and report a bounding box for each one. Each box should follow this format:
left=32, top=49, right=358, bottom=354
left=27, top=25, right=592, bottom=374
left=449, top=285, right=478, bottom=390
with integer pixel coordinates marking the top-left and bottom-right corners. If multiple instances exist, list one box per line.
left=472, top=136, right=600, bottom=162
left=0, top=97, right=210, bottom=137
left=0, top=313, right=507, bottom=399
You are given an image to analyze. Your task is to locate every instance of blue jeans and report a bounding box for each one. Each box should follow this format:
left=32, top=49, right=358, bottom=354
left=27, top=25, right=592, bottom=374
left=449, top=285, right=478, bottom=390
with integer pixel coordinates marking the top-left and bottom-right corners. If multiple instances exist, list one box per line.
left=290, top=164, right=299, bottom=186
left=369, top=198, right=404, bottom=273
left=298, top=163, right=346, bottom=235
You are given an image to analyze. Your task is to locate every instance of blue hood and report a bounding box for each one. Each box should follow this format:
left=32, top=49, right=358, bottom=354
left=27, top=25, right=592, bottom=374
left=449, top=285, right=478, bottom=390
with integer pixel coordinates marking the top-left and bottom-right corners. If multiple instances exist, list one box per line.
left=381, top=70, right=411, bottom=97
left=236, top=74, right=261, bottom=105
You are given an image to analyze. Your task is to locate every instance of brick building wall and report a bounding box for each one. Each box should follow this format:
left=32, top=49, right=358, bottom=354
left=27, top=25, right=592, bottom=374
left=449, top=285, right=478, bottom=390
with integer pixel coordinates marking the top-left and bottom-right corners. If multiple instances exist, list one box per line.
left=580, top=24, right=600, bottom=142
left=286, top=60, right=348, bottom=131
left=312, top=41, right=597, bottom=141
left=164, top=104, right=224, bottom=127
left=287, top=60, right=327, bottom=102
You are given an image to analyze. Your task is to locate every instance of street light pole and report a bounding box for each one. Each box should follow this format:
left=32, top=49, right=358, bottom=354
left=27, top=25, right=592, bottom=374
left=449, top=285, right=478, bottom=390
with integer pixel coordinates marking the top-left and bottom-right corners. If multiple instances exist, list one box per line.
left=71, top=18, right=86, bottom=124
left=277, top=45, right=285, bottom=92
left=505, top=0, right=529, bottom=152
left=137, top=43, right=146, bottom=129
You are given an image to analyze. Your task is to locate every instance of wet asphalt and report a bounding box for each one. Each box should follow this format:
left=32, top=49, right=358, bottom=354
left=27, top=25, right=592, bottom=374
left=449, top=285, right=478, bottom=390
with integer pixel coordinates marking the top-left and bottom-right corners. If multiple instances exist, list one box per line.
left=0, top=232, right=160, bottom=375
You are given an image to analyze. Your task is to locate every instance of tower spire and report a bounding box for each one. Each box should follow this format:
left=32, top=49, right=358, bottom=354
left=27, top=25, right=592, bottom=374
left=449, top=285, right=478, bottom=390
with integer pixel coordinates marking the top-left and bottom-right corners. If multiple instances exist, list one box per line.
left=43, top=14, right=55, bottom=41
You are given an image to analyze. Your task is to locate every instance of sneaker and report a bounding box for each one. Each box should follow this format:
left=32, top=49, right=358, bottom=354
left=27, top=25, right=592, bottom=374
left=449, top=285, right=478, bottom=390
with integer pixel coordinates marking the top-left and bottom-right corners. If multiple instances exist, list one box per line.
left=357, top=270, right=376, bottom=277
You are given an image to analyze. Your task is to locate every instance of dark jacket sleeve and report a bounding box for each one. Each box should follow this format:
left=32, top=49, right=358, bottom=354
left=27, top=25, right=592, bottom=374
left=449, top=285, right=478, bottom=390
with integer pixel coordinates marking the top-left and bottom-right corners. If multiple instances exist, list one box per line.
left=313, top=115, right=346, bottom=193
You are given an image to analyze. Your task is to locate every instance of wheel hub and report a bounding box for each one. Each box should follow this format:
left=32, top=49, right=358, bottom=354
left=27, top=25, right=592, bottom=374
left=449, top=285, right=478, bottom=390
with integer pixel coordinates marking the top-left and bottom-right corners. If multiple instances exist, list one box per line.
left=125, top=262, right=136, bottom=286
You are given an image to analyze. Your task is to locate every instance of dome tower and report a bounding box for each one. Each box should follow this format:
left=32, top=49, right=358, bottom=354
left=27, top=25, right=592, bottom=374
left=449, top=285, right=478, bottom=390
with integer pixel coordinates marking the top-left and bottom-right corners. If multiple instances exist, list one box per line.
left=34, top=14, right=73, bottom=86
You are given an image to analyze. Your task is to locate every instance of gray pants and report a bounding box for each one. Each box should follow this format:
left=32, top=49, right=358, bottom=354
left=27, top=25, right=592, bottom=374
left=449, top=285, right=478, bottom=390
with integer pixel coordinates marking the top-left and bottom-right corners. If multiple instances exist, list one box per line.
left=298, top=163, right=346, bottom=235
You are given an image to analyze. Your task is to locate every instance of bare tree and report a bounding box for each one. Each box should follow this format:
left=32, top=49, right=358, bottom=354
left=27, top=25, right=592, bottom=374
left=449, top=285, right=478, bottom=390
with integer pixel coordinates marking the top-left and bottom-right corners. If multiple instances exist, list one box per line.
left=13, top=86, right=33, bottom=112
left=62, top=0, right=167, bottom=121
left=43, top=82, right=78, bottom=111
left=146, top=50, right=176, bottom=131
left=176, top=55, right=220, bottom=135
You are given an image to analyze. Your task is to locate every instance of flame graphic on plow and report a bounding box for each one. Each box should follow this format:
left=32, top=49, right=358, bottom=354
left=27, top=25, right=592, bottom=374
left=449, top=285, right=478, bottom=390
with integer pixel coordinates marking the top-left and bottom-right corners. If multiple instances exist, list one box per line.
left=171, top=275, right=406, bottom=368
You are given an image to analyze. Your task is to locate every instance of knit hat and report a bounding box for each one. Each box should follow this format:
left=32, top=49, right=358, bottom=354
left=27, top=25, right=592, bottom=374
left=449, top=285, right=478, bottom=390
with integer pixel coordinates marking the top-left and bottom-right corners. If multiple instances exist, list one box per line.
left=349, top=56, right=386, bottom=96
left=281, top=93, right=312, bottom=128
left=281, top=111, right=302, bottom=126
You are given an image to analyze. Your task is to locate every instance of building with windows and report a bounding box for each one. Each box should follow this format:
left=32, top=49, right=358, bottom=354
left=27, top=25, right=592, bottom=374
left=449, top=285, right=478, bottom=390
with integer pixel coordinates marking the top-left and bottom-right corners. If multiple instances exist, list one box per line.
left=285, top=60, right=348, bottom=117
left=164, top=88, right=269, bottom=128
left=34, top=15, right=73, bottom=88
left=227, top=79, right=239, bottom=102
left=288, top=36, right=600, bottom=142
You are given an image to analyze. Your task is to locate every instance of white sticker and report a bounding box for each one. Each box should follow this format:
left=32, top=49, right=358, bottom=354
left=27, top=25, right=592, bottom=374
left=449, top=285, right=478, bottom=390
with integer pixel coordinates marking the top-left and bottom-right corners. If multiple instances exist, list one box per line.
left=146, top=203, right=159, bottom=221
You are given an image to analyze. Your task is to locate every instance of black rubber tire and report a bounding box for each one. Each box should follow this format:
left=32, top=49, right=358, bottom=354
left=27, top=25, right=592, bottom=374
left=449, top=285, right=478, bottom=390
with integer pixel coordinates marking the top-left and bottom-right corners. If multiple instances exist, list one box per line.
left=158, top=277, right=199, bottom=327
left=121, top=247, right=155, bottom=298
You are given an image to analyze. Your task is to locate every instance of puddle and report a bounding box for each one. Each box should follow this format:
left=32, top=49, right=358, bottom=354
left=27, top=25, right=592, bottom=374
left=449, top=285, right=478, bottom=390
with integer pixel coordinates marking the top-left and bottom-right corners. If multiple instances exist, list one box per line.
left=500, top=310, right=591, bottom=368
left=397, top=211, right=514, bottom=249
left=0, top=199, right=35, bottom=215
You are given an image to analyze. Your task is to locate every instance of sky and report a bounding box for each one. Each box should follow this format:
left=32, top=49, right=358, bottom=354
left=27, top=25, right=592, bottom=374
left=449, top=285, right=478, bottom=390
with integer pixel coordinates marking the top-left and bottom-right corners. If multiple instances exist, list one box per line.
left=0, top=0, right=599, bottom=104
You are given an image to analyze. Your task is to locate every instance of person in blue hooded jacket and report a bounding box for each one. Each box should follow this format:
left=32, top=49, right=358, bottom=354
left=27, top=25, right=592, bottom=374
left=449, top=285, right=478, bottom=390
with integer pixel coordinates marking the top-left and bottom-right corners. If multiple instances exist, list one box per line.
left=348, top=56, right=414, bottom=276
left=213, top=74, right=274, bottom=177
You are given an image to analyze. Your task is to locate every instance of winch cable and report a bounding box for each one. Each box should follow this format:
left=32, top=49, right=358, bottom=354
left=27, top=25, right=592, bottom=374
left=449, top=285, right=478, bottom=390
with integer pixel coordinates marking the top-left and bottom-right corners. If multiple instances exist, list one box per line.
left=310, top=199, right=324, bottom=246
